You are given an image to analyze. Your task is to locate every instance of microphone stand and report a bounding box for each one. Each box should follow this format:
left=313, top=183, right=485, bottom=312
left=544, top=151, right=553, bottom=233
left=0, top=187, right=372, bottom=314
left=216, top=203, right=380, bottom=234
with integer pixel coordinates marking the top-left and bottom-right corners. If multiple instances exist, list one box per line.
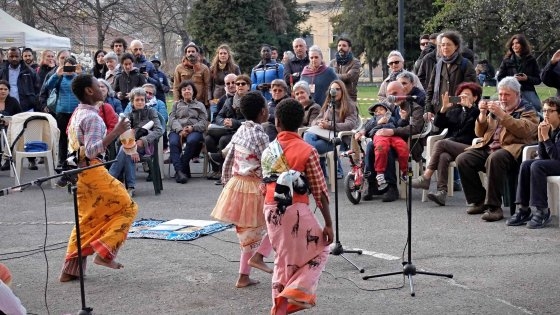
left=328, top=91, right=364, bottom=273
left=362, top=102, right=452, bottom=295
left=1, top=159, right=116, bottom=314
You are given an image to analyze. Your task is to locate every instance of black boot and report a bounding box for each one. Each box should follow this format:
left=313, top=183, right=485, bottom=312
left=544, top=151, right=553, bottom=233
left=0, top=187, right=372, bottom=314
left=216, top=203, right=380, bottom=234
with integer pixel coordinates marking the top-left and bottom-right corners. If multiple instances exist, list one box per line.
left=382, top=184, right=399, bottom=202
left=0, top=159, right=10, bottom=171
left=175, top=170, right=188, bottom=184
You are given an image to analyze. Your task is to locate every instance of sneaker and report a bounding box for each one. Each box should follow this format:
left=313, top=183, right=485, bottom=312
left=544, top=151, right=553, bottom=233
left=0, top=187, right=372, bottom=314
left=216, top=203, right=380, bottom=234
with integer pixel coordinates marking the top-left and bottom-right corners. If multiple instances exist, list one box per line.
left=0, top=160, right=10, bottom=171
left=127, top=187, right=135, bottom=197
left=28, top=160, right=38, bottom=170
left=382, top=184, right=399, bottom=202
left=526, top=208, right=551, bottom=229
left=506, top=208, right=532, bottom=226
left=466, top=203, right=486, bottom=215
left=410, top=176, right=430, bottom=190
left=427, top=190, right=447, bottom=206
left=376, top=173, right=388, bottom=191
left=214, top=179, right=223, bottom=186
left=481, top=207, right=504, bottom=222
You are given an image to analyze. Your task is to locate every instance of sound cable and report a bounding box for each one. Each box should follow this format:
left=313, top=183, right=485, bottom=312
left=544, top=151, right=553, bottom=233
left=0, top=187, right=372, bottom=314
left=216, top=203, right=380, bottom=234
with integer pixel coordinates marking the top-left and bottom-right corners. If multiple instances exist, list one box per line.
left=38, top=184, right=51, bottom=315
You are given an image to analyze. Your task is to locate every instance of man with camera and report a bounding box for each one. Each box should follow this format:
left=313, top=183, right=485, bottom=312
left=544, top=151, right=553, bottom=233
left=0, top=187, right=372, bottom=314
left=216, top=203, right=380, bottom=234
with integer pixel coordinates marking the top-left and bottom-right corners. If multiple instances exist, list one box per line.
left=456, top=76, right=539, bottom=222
left=129, top=40, right=164, bottom=102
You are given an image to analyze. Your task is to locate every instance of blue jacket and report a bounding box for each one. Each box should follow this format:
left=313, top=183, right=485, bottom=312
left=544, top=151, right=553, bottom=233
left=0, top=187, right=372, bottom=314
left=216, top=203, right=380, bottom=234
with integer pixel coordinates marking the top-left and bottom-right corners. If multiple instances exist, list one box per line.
left=45, top=73, right=79, bottom=114
left=124, top=97, right=168, bottom=123
left=250, top=61, right=284, bottom=101
left=134, top=56, right=164, bottom=100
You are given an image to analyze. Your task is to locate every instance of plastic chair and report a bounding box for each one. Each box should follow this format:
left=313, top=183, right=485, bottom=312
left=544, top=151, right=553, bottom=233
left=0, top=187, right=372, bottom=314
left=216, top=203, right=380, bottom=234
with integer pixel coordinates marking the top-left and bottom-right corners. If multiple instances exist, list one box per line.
left=12, top=116, right=57, bottom=188
left=398, top=120, right=433, bottom=198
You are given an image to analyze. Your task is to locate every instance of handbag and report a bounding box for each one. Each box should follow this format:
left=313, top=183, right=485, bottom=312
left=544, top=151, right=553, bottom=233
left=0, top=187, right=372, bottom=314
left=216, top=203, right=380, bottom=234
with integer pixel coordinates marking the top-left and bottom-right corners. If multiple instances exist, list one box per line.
left=46, top=77, right=63, bottom=113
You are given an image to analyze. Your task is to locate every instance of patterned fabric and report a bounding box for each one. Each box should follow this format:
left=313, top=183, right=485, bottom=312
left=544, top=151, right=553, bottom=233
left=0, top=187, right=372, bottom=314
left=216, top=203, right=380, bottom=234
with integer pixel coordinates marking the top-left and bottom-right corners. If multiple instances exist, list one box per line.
left=265, top=202, right=329, bottom=314
left=67, top=104, right=107, bottom=159
left=221, top=121, right=269, bottom=184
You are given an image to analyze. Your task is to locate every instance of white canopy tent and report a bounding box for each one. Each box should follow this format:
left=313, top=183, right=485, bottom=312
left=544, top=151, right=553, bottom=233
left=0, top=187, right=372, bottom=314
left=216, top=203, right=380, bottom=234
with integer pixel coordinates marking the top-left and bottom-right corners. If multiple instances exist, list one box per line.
left=0, top=9, right=71, bottom=50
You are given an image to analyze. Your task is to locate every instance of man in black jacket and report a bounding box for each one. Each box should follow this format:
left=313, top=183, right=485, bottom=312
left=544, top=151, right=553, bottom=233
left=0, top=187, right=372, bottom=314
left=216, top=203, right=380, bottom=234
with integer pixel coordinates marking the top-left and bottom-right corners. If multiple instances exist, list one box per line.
left=283, top=38, right=309, bottom=90
left=0, top=47, right=41, bottom=112
left=541, top=49, right=560, bottom=97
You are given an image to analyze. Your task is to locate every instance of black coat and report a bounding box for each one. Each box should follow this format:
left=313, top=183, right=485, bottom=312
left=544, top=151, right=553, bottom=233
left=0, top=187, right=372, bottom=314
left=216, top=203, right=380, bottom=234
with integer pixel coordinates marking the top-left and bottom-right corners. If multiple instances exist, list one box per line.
left=433, top=104, right=480, bottom=145
left=0, top=61, right=41, bottom=111
left=497, top=54, right=541, bottom=92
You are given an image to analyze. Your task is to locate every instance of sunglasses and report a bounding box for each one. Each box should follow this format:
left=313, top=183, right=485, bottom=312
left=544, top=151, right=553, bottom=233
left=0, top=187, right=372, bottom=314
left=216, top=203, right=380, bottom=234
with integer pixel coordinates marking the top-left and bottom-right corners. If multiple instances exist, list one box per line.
left=387, top=61, right=401, bottom=66
left=420, top=42, right=429, bottom=46
left=236, top=82, right=247, bottom=86
left=225, top=82, right=236, bottom=86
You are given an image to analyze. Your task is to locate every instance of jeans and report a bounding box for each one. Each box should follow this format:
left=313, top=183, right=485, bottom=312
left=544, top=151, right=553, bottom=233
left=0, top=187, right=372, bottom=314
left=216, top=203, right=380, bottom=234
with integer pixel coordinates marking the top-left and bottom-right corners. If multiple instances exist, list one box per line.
left=169, top=131, right=203, bottom=175
left=303, top=131, right=340, bottom=177
left=109, top=146, right=136, bottom=188
left=515, top=159, right=560, bottom=208
left=521, top=90, right=541, bottom=112
left=365, top=141, right=397, bottom=185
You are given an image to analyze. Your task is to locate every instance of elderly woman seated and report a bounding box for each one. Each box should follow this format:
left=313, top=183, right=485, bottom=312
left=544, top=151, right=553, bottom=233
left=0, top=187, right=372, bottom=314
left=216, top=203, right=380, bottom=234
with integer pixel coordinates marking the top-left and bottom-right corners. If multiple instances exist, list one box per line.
left=109, top=87, right=163, bottom=197
left=168, top=80, right=208, bottom=184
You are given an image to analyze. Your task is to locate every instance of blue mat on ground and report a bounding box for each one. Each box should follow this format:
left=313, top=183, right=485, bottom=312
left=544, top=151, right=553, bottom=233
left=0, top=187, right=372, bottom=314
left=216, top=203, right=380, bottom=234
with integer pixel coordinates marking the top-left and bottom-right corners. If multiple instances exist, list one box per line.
left=128, top=218, right=233, bottom=241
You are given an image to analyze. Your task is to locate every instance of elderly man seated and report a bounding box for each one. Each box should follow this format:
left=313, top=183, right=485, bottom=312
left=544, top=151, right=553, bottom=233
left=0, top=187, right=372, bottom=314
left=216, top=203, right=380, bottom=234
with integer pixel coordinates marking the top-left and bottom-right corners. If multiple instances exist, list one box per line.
left=358, top=81, right=424, bottom=202
left=109, top=87, right=163, bottom=196
left=455, top=76, right=539, bottom=222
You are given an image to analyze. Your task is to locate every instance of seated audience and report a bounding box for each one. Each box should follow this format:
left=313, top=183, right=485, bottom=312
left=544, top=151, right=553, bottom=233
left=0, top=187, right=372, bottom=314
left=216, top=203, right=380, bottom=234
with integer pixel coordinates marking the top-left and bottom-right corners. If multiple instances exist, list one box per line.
left=109, top=87, right=163, bottom=196
left=410, top=82, right=481, bottom=205
left=456, top=76, right=538, bottom=222
left=168, top=80, right=208, bottom=184
left=303, top=79, right=358, bottom=179
left=98, top=78, right=123, bottom=114
left=263, top=79, right=290, bottom=141
left=292, top=80, right=321, bottom=127
left=508, top=97, right=560, bottom=228
left=397, top=71, right=426, bottom=107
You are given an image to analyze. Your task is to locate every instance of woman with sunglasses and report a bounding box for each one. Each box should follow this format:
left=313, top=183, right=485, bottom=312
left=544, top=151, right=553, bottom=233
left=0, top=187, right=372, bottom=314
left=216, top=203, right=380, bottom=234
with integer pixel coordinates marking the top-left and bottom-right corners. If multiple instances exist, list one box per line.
left=378, top=50, right=423, bottom=103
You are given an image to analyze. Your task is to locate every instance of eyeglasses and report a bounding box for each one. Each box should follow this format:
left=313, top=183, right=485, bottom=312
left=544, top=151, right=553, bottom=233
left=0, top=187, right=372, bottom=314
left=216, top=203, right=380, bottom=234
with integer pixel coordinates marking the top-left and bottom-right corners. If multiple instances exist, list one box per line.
left=225, top=82, right=236, bottom=86
left=543, top=109, right=557, bottom=114
left=420, top=42, right=429, bottom=46
left=236, top=82, right=247, bottom=86
left=387, top=61, right=401, bottom=66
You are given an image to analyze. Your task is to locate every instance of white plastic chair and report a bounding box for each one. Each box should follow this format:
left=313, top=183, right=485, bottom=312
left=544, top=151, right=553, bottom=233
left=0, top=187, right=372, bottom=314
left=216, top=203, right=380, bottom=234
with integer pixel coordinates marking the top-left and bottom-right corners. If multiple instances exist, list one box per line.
left=398, top=120, right=433, bottom=199
left=12, top=117, right=57, bottom=188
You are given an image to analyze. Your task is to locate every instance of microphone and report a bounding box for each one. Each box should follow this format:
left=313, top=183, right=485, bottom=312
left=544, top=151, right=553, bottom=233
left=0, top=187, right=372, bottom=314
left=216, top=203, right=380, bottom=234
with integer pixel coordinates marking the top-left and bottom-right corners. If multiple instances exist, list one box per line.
left=386, top=95, right=417, bottom=103
left=329, top=88, right=337, bottom=108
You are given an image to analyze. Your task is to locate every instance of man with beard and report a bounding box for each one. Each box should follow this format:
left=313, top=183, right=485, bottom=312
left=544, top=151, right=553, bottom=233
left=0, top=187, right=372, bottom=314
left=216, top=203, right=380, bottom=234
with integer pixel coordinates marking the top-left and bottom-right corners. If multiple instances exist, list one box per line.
left=329, top=37, right=361, bottom=102
left=0, top=47, right=41, bottom=112
left=22, top=48, right=38, bottom=71
left=129, top=40, right=164, bottom=101
left=173, top=42, right=210, bottom=107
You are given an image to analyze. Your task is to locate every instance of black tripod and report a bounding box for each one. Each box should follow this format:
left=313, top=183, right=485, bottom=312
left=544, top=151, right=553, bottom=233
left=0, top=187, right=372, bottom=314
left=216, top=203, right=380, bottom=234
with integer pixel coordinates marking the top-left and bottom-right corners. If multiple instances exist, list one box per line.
left=362, top=107, right=452, bottom=295
left=1, top=160, right=115, bottom=314
left=327, top=89, right=363, bottom=273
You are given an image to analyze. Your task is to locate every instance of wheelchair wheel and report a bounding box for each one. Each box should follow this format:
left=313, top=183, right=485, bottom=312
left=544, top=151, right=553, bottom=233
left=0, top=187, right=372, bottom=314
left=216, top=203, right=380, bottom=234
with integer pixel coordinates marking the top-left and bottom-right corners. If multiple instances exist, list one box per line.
left=344, top=173, right=361, bottom=204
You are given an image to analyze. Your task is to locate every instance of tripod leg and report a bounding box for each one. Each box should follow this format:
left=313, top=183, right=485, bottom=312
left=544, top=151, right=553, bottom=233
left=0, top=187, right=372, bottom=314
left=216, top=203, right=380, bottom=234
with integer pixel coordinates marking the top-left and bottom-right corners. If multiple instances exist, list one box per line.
left=407, top=274, right=415, bottom=296
left=340, top=254, right=365, bottom=273
left=362, top=270, right=403, bottom=280
left=416, top=270, right=453, bottom=278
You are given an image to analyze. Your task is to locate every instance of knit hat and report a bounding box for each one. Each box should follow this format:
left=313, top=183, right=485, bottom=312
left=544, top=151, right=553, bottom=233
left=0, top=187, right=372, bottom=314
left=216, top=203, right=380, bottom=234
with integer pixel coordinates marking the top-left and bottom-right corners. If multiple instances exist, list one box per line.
left=0, top=263, right=12, bottom=286
left=292, top=80, right=311, bottom=95
left=184, top=42, right=200, bottom=53
left=368, top=102, right=390, bottom=116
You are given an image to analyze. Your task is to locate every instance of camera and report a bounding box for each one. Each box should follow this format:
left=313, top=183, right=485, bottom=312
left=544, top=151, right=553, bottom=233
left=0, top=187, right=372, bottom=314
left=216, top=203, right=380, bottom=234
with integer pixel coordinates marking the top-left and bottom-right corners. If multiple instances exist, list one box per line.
left=63, top=65, right=76, bottom=73
left=139, top=66, right=147, bottom=73
left=448, top=96, right=461, bottom=104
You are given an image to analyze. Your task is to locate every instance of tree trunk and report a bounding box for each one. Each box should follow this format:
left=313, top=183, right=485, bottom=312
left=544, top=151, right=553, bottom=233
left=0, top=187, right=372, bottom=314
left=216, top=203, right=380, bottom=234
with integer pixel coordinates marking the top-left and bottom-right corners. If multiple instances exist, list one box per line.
left=19, top=0, right=35, bottom=28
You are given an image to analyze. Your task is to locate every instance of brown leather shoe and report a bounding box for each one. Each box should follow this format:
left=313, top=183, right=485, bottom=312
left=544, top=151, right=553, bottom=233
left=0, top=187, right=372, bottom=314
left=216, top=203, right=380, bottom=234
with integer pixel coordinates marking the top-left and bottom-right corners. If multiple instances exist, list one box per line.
left=466, top=203, right=486, bottom=215
left=481, top=207, right=504, bottom=222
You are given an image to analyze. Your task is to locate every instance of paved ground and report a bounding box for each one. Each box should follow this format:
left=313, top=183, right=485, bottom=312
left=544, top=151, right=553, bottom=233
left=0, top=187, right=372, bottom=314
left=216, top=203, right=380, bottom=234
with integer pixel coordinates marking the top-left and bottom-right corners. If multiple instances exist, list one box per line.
left=1, top=161, right=559, bottom=315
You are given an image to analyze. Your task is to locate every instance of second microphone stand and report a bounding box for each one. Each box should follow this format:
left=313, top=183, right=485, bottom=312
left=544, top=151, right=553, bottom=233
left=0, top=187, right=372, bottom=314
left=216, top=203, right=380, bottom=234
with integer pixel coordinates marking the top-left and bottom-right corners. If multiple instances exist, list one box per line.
left=328, top=92, right=363, bottom=273
left=362, top=105, right=452, bottom=295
